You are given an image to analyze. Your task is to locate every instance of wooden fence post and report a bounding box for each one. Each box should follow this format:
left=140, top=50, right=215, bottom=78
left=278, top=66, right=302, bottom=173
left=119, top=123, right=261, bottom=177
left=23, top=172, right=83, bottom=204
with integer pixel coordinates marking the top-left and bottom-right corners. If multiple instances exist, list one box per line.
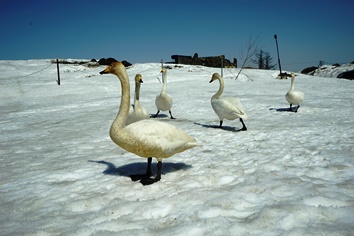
left=56, top=59, right=60, bottom=85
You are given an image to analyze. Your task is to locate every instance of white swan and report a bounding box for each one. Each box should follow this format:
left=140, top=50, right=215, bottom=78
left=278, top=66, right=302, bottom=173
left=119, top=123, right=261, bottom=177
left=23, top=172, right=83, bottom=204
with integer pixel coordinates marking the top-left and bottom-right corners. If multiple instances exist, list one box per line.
left=285, top=73, right=304, bottom=112
left=152, top=68, right=175, bottom=119
left=209, top=73, right=248, bottom=131
left=125, top=74, right=149, bottom=125
left=100, top=62, right=198, bottom=185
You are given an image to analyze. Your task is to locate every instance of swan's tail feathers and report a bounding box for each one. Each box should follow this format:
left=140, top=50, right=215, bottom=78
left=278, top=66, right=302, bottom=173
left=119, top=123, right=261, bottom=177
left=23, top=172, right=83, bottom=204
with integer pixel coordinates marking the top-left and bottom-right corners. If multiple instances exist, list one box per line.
left=233, top=105, right=248, bottom=120
left=239, top=113, right=248, bottom=120
left=185, top=142, right=201, bottom=150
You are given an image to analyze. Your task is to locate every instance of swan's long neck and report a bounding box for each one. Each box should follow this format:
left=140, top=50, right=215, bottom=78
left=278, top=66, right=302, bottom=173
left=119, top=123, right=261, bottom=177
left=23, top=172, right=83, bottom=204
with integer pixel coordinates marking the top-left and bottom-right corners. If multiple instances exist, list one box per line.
left=111, top=69, right=130, bottom=133
left=134, top=80, right=141, bottom=107
left=212, top=76, right=224, bottom=100
left=290, top=76, right=295, bottom=91
left=161, top=71, right=167, bottom=93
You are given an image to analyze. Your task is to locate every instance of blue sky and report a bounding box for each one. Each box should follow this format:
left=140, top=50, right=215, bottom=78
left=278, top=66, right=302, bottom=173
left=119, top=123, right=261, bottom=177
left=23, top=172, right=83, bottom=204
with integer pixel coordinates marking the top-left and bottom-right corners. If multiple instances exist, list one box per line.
left=1, top=0, right=353, bottom=71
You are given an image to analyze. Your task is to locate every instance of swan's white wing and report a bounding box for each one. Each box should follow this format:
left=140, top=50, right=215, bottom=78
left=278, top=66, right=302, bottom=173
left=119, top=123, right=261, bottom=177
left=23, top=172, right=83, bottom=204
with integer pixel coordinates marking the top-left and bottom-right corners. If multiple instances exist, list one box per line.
left=294, top=91, right=304, bottom=102
left=121, top=119, right=197, bottom=159
left=212, top=97, right=247, bottom=120
left=286, top=91, right=304, bottom=105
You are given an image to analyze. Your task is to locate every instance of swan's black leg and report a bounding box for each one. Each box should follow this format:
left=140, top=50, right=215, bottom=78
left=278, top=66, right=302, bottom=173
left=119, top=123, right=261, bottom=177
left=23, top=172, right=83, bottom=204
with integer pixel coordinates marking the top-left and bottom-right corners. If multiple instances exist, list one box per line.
left=219, top=120, right=223, bottom=128
left=294, top=105, right=300, bottom=113
left=155, top=161, right=162, bottom=181
left=146, top=157, right=153, bottom=176
left=130, top=157, right=153, bottom=181
left=239, top=118, right=247, bottom=131
left=288, top=104, right=293, bottom=111
left=151, top=110, right=160, bottom=118
left=140, top=161, right=162, bottom=186
left=169, top=110, right=176, bottom=119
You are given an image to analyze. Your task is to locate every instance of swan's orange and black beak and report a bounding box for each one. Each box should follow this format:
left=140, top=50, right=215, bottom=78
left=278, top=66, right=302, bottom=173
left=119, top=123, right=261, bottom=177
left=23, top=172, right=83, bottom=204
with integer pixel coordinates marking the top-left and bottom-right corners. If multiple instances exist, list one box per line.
left=99, top=66, right=111, bottom=75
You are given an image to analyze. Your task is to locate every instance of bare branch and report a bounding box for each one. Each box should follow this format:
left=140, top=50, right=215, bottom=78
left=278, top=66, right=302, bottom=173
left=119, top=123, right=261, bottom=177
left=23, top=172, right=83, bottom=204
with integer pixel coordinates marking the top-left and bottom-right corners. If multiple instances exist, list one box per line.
left=235, top=34, right=260, bottom=80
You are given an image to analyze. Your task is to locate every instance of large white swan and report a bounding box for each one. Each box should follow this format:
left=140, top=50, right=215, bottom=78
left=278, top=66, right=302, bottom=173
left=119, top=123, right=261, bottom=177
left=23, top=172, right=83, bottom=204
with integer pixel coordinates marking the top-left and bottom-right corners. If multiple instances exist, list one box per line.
left=285, top=73, right=304, bottom=112
left=100, top=62, right=198, bottom=185
left=152, top=68, right=175, bottom=119
left=209, top=73, right=248, bottom=131
left=125, top=74, right=149, bottom=125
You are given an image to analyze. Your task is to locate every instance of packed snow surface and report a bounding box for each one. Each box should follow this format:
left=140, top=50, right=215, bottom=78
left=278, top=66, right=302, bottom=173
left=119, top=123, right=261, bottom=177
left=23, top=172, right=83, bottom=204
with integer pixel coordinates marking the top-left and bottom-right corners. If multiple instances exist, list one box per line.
left=0, top=60, right=353, bottom=235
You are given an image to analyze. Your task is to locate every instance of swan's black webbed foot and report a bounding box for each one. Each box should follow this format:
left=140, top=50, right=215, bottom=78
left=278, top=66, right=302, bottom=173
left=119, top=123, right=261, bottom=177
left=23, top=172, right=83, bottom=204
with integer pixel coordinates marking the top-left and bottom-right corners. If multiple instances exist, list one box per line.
left=140, top=161, right=162, bottom=186
left=130, top=173, right=152, bottom=182
left=130, top=157, right=153, bottom=181
left=151, top=110, right=160, bottom=118
left=239, top=118, right=247, bottom=131
left=287, top=105, right=300, bottom=113
left=140, top=176, right=161, bottom=185
left=169, top=110, right=176, bottom=119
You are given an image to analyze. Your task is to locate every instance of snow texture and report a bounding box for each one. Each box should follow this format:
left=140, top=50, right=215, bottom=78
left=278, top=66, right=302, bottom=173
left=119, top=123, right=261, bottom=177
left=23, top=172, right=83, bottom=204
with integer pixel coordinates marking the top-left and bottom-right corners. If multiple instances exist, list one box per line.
left=1, top=60, right=353, bottom=235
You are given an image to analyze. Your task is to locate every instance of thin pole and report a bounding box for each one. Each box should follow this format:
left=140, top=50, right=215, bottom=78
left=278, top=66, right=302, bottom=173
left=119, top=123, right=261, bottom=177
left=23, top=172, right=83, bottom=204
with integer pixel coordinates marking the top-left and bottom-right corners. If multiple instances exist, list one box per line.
left=274, top=34, right=282, bottom=74
left=221, top=55, right=224, bottom=77
left=56, top=59, right=60, bottom=85
left=161, top=59, right=164, bottom=82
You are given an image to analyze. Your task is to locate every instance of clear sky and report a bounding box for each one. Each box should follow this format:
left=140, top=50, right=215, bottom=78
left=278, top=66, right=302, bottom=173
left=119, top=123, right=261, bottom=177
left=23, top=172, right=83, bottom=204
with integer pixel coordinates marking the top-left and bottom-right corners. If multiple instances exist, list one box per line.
left=1, top=0, right=353, bottom=71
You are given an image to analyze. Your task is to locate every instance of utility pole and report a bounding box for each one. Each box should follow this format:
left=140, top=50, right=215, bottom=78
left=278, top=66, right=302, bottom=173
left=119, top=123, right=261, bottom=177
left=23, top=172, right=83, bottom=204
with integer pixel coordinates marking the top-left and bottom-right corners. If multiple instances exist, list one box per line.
left=274, top=34, right=282, bottom=74
left=274, top=34, right=288, bottom=79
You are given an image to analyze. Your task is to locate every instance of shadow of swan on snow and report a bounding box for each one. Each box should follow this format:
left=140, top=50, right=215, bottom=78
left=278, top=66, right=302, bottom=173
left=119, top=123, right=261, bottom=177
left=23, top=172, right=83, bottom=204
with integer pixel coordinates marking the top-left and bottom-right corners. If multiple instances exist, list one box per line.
left=194, top=122, right=241, bottom=132
left=269, top=107, right=298, bottom=112
left=89, top=160, right=192, bottom=180
left=149, top=113, right=169, bottom=118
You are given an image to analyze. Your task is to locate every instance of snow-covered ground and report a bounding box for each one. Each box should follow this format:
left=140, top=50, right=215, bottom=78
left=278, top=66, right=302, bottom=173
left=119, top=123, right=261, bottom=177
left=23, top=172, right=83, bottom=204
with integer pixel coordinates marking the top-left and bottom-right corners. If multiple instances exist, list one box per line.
left=310, top=63, right=354, bottom=78
left=1, top=60, right=353, bottom=235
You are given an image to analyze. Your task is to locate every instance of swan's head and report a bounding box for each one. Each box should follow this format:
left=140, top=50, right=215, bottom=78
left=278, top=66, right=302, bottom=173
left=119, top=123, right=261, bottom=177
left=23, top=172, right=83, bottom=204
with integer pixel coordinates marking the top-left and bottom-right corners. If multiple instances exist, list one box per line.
left=161, top=68, right=166, bottom=73
left=99, top=62, right=125, bottom=76
left=209, top=73, right=221, bottom=83
left=135, top=74, right=143, bottom=83
left=290, top=73, right=295, bottom=78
